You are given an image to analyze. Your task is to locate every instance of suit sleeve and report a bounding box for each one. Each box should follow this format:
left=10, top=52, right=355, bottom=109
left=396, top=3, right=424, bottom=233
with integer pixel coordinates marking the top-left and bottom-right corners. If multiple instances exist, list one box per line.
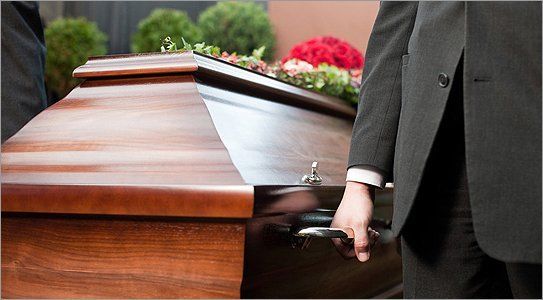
left=348, top=2, right=418, bottom=182
left=346, top=165, right=385, bottom=189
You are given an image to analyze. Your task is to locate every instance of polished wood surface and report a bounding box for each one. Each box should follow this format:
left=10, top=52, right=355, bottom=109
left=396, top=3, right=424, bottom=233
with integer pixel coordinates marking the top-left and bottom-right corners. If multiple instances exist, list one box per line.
left=74, top=51, right=356, bottom=119
left=241, top=186, right=401, bottom=298
left=251, top=185, right=394, bottom=216
left=73, top=52, right=198, bottom=78
left=198, top=82, right=354, bottom=185
left=193, top=53, right=357, bottom=119
left=2, top=75, right=242, bottom=185
left=2, top=214, right=246, bottom=298
left=1, top=51, right=401, bottom=298
left=2, top=75, right=253, bottom=217
left=243, top=218, right=401, bottom=298
left=2, top=184, right=253, bottom=218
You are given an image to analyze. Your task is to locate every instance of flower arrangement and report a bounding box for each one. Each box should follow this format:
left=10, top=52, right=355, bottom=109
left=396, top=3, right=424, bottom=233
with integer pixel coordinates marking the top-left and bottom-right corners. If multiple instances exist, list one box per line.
left=161, top=37, right=268, bottom=73
left=161, top=36, right=362, bottom=104
left=272, top=59, right=362, bottom=104
left=281, top=36, right=364, bottom=70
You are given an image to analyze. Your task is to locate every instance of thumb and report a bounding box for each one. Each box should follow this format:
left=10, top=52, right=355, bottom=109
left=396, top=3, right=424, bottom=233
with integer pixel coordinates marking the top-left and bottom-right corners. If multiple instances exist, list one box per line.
left=353, top=223, right=371, bottom=262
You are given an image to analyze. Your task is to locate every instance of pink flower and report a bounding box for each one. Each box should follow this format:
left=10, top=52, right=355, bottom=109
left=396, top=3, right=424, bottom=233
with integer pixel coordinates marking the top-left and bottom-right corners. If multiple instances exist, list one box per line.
left=281, top=59, right=314, bottom=76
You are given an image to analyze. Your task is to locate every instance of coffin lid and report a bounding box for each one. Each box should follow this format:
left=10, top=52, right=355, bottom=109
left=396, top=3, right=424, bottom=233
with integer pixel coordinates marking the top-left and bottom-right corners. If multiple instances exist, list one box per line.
left=2, top=51, right=357, bottom=218
left=73, top=51, right=356, bottom=119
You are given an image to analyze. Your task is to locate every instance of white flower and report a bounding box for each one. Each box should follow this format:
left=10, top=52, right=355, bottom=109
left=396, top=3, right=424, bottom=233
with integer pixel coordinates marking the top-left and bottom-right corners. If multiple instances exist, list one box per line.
left=282, top=59, right=314, bottom=76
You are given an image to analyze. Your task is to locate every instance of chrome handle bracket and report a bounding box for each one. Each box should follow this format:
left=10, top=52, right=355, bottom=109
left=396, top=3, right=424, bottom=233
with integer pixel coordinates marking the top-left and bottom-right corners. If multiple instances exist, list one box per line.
left=302, top=161, right=323, bottom=185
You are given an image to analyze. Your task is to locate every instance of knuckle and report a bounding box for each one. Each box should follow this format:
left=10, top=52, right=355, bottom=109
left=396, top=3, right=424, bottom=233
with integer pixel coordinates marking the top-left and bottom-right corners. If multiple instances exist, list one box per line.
left=354, top=240, right=369, bottom=248
left=355, top=218, right=370, bottom=227
left=354, top=221, right=367, bottom=229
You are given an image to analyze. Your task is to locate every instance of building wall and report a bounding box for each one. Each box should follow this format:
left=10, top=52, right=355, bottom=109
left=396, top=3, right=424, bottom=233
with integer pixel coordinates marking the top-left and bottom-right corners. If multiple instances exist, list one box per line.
left=268, top=1, right=379, bottom=59
left=39, top=1, right=217, bottom=54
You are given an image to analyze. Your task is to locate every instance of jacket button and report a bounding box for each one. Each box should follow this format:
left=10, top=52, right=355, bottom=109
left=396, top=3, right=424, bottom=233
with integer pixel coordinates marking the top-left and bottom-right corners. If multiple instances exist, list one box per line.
left=438, top=73, right=449, bottom=88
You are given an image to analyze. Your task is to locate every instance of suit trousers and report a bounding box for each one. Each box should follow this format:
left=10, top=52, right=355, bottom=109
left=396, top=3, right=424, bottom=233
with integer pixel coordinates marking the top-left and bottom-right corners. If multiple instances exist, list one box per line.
left=400, top=62, right=542, bottom=298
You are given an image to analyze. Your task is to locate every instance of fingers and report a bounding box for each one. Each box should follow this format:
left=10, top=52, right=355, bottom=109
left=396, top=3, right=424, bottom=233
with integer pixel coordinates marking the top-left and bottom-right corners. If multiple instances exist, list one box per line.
left=330, top=182, right=375, bottom=262
left=331, top=228, right=381, bottom=261
left=331, top=237, right=356, bottom=260
left=353, top=223, right=370, bottom=262
left=368, top=226, right=381, bottom=248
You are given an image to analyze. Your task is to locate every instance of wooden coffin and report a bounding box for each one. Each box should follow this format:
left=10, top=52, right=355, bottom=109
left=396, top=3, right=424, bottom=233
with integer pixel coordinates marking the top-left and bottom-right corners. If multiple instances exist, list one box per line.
left=1, top=52, right=402, bottom=298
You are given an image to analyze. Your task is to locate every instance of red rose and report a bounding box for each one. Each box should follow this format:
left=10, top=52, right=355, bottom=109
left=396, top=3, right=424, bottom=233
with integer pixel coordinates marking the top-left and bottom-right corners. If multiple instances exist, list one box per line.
left=334, top=53, right=350, bottom=69
left=282, top=36, right=364, bottom=70
left=334, top=43, right=349, bottom=55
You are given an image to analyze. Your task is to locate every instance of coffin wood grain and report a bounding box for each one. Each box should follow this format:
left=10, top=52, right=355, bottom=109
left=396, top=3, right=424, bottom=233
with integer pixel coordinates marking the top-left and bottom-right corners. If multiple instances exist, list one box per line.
left=2, top=75, right=252, bottom=217
left=1, top=51, right=401, bottom=299
left=72, top=52, right=198, bottom=78
left=2, top=75, right=243, bottom=186
left=72, top=51, right=356, bottom=119
left=198, top=83, right=353, bottom=185
left=2, top=214, right=246, bottom=298
left=2, top=184, right=253, bottom=218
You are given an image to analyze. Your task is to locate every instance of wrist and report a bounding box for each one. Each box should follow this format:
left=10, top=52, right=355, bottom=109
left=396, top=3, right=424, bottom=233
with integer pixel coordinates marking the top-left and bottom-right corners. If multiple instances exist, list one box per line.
left=346, top=181, right=374, bottom=192
left=345, top=181, right=375, bottom=203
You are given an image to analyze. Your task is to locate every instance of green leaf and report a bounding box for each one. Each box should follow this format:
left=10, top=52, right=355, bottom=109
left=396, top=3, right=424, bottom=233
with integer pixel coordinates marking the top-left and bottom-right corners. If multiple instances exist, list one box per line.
left=181, top=37, right=192, bottom=50
left=252, top=46, right=266, bottom=60
left=193, top=42, right=206, bottom=52
left=210, top=46, right=221, bottom=56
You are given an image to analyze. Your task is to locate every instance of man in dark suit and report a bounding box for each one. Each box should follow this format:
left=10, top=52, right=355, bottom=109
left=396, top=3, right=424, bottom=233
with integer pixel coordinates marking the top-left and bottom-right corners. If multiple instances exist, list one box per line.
left=1, top=1, right=47, bottom=143
left=332, top=2, right=541, bottom=298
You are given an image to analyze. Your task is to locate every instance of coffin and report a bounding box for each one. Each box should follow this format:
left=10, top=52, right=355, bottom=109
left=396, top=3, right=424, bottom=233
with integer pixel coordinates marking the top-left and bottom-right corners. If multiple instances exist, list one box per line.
left=1, top=52, right=401, bottom=298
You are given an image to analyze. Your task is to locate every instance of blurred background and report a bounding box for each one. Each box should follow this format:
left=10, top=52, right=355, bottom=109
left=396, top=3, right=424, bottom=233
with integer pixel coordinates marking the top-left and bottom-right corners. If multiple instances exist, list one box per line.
left=38, top=1, right=378, bottom=103
left=39, top=1, right=378, bottom=57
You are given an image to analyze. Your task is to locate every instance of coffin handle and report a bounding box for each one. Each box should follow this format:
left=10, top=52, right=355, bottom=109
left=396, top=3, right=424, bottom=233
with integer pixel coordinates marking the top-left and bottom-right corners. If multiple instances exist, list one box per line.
left=290, top=213, right=395, bottom=249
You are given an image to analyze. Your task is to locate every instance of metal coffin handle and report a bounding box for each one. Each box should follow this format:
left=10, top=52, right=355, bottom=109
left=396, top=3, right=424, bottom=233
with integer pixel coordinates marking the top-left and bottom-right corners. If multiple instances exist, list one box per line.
left=293, top=226, right=356, bottom=247
left=294, top=227, right=353, bottom=239
left=293, top=226, right=381, bottom=245
left=288, top=211, right=394, bottom=249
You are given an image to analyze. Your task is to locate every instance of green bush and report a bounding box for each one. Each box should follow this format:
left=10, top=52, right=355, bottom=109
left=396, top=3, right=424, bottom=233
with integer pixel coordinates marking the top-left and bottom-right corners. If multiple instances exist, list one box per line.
left=45, top=17, right=107, bottom=98
left=198, top=2, right=275, bottom=60
left=131, top=9, right=202, bottom=53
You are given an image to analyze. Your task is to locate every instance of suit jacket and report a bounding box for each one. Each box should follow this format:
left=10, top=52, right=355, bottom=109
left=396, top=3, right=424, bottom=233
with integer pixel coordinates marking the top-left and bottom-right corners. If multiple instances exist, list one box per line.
left=348, top=1, right=541, bottom=263
left=1, top=1, right=47, bottom=143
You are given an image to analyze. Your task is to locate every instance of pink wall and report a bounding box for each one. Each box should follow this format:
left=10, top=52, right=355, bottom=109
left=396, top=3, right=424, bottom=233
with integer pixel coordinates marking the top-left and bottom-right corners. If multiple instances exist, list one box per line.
left=268, top=1, right=380, bottom=60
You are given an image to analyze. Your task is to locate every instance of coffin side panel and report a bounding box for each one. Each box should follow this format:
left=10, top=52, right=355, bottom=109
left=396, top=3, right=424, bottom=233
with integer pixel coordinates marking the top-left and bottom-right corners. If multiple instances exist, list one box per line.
left=197, top=83, right=354, bottom=186
left=2, top=184, right=253, bottom=218
left=241, top=187, right=401, bottom=298
left=2, top=214, right=245, bottom=298
left=243, top=217, right=402, bottom=298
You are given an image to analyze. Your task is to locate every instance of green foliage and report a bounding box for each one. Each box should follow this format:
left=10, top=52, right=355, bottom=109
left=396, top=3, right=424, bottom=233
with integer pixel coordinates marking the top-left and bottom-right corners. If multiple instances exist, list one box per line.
left=277, top=64, right=360, bottom=104
left=161, top=36, right=221, bottom=56
left=198, top=2, right=275, bottom=60
left=160, top=36, right=359, bottom=104
left=131, top=9, right=202, bottom=53
left=235, top=46, right=267, bottom=68
left=45, top=17, right=107, bottom=98
left=161, top=36, right=267, bottom=70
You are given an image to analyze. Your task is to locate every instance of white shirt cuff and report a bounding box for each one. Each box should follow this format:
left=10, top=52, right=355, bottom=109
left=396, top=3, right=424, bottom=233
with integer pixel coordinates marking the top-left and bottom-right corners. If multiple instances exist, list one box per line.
left=346, top=165, right=386, bottom=189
